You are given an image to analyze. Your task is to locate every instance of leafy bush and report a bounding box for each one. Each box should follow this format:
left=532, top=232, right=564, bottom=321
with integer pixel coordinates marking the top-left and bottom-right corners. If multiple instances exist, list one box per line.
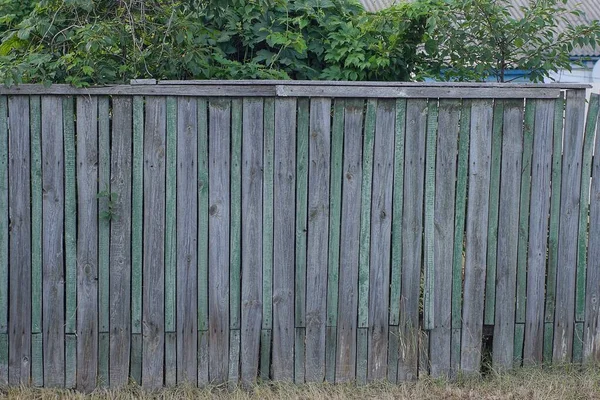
left=0, top=0, right=428, bottom=86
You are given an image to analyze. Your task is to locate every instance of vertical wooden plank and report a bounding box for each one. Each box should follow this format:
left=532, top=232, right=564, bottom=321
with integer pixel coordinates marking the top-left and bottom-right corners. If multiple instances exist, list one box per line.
left=305, top=97, right=331, bottom=383
left=8, top=96, right=31, bottom=385
left=272, top=98, right=296, bottom=381
left=295, top=98, right=309, bottom=383
left=262, top=98, right=275, bottom=379
left=356, top=328, right=368, bottom=384
left=514, top=324, right=525, bottom=366
left=460, top=99, right=493, bottom=374
left=41, top=96, right=63, bottom=387
left=553, top=89, right=586, bottom=362
left=423, top=101, right=438, bottom=331
left=97, top=97, right=110, bottom=387
left=367, top=99, right=395, bottom=381
left=325, top=99, right=344, bottom=382
left=523, top=100, right=555, bottom=365
left=450, top=101, right=470, bottom=376
left=228, top=330, right=240, bottom=387
left=76, top=96, right=99, bottom=391
left=198, top=330, right=209, bottom=386
left=142, top=96, right=166, bottom=389
left=398, top=99, right=426, bottom=382
left=335, top=99, right=364, bottom=382
left=484, top=100, right=504, bottom=325
left=177, top=97, right=198, bottom=384
left=230, top=99, right=242, bottom=332
left=0, top=96, right=7, bottom=385
left=109, top=97, right=132, bottom=388
left=198, top=98, right=208, bottom=334
left=389, top=99, right=406, bottom=327
left=387, top=326, right=399, bottom=383
left=576, top=95, right=600, bottom=326
left=63, top=96, right=77, bottom=388
left=130, top=334, right=142, bottom=384
left=573, top=322, right=584, bottom=363
left=419, top=331, right=430, bottom=376
left=492, top=100, right=525, bottom=370
left=584, top=94, right=600, bottom=364
left=544, top=93, right=565, bottom=364
left=164, top=96, right=177, bottom=385
left=29, top=96, right=42, bottom=386
left=241, top=98, right=263, bottom=385
left=429, top=99, right=460, bottom=378
left=209, top=98, right=231, bottom=383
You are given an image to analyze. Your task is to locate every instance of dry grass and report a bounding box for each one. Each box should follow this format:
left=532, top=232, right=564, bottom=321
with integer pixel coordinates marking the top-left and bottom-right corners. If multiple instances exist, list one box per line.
left=2, top=366, right=600, bottom=400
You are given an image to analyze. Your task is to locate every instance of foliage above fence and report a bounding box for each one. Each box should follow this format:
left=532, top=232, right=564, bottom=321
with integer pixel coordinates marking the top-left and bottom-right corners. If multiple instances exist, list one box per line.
left=0, top=82, right=599, bottom=392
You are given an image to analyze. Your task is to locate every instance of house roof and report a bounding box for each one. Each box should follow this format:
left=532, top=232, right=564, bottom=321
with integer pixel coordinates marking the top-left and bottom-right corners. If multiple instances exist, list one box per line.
left=359, top=0, right=600, bottom=57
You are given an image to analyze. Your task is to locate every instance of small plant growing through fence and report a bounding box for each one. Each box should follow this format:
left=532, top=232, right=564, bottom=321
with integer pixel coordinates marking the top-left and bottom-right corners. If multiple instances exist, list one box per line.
left=97, top=189, right=119, bottom=222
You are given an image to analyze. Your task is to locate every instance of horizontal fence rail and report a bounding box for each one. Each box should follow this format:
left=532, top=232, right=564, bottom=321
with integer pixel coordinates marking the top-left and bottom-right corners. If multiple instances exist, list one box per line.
left=0, top=81, right=599, bottom=391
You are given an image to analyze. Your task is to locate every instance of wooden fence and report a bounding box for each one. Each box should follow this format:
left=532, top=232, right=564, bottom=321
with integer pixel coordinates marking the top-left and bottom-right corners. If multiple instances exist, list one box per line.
left=0, top=81, right=599, bottom=391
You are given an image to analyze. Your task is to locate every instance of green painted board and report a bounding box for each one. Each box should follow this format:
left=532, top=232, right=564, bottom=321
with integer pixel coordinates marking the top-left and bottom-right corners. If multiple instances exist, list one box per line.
left=356, top=328, right=368, bottom=385
left=0, top=333, right=6, bottom=385
left=294, top=328, right=305, bottom=384
left=325, top=327, right=337, bottom=382
left=326, top=99, right=344, bottom=327
left=358, top=99, right=376, bottom=328
left=131, top=333, right=142, bottom=384
left=260, top=329, right=272, bottom=380
left=450, top=328, right=461, bottom=378
left=543, top=322, right=553, bottom=365
left=64, top=96, right=77, bottom=334
left=230, top=99, right=242, bottom=331
left=198, top=98, right=209, bottom=331
left=131, top=96, right=144, bottom=335
left=452, top=100, right=470, bottom=331
left=389, top=99, right=406, bottom=326
left=387, top=326, right=399, bottom=383
left=31, top=333, right=43, bottom=386
left=484, top=100, right=504, bottom=326
left=165, top=96, right=177, bottom=333
left=295, top=98, right=309, bottom=328
left=66, top=334, right=77, bottom=388
left=0, top=96, right=8, bottom=337
left=515, top=100, right=535, bottom=324
left=573, top=322, right=584, bottom=363
left=98, top=332, right=109, bottom=387
left=575, top=94, right=600, bottom=322
left=263, top=98, right=274, bottom=330
left=513, top=324, right=524, bottom=367
left=98, top=97, right=111, bottom=333
left=423, top=100, right=438, bottom=330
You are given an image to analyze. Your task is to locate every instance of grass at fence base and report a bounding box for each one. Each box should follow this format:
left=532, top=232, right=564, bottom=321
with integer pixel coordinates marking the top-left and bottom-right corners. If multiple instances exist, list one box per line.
left=1, top=366, right=599, bottom=399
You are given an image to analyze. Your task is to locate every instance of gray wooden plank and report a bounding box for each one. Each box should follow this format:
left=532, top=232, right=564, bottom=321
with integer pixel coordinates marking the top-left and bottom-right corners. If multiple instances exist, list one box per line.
left=208, top=98, right=231, bottom=383
left=109, top=97, right=133, bottom=388
left=584, top=94, right=600, bottom=363
left=29, top=95, right=42, bottom=338
left=387, top=326, right=399, bottom=383
left=165, top=332, right=177, bottom=386
left=8, top=95, right=31, bottom=385
left=272, top=98, right=296, bottom=381
left=198, top=330, right=209, bottom=387
left=31, top=333, right=42, bottom=386
left=241, top=97, right=263, bottom=386
left=492, top=100, right=525, bottom=370
left=335, top=99, right=364, bottom=383
left=98, top=97, right=110, bottom=336
left=295, top=98, right=309, bottom=329
left=295, top=328, right=306, bottom=383
left=325, top=327, right=336, bottom=382
left=260, top=329, right=272, bottom=380
left=142, top=96, right=166, bottom=389
left=228, top=330, right=241, bottom=388
left=65, top=334, right=76, bottom=388
left=0, top=96, right=7, bottom=386
left=305, top=98, right=331, bottom=382
left=76, top=95, right=99, bottom=391
left=130, top=334, right=142, bottom=384
left=177, top=97, right=198, bottom=384
left=165, top=98, right=177, bottom=340
left=418, top=331, right=430, bottom=377
left=523, top=99, right=555, bottom=365
left=460, top=99, right=494, bottom=374
left=98, top=333, right=109, bottom=387
left=356, top=328, right=368, bottom=384
left=41, top=95, right=64, bottom=387
left=398, top=99, right=427, bottom=382
left=367, top=99, right=395, bottom=381
left=553, top=89, right=586, bottom=362
left=429, top=99, right=461, bottom=379
left=198, top=98, right=209, bottom=333
left=230, top=99, right=242, bottom=333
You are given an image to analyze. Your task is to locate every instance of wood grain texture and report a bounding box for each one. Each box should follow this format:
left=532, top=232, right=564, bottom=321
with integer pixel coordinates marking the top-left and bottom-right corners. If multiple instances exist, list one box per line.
left=177, top=97, right=198, bottom=384
left=240, top=98, right=263, bottom=385
left=41, top=96, right=64, bottom=387
left=29, top=96, right=42, bottom=340
left=76, top=96, right=99, bottom=391
left=198, top=98, right=209, bottom=333
left=230, top=99, right=242, bottom=333
left=553, top=89, right=586, bottom=362
left=367, top=99, right=395, bottom=381
left=460, top=99, right=493, bottom=374
left=0, top=97, right=6, bottom=386
left=109, top=97, right=132, bottom=388
left=263, top=98, right=274, bottom=335
left=429, top=100, right=461, bottom=378
left=64, top=97, right=77, bottom=339
left=492, top=100, right=525, bottom=369
left=208, top=98, right=231, bottom=383
left=523, top=100, right=555, bottom=365
left=272, top=98, right=296, bottom=381
left=198, top=330, right=209, bottom=386
left=305, top=98, right=331, bottom=382
left=165, top=332, right=176, bottom=386
left=142, top=96, right=166, bottom=389
left=131, top=97, right=144, bottom=337
left=335, top=99, right=364, bottom=382
left=398, top=99, right=427, bottom=382
left=165, top=97, right=177, bottom=339
left=8, top=96, right=31, bottom=385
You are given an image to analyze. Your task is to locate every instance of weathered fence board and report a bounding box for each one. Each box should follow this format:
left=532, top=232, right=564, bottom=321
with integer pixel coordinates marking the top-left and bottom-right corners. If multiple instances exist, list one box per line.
left=0, top=83, right=598, bottom=389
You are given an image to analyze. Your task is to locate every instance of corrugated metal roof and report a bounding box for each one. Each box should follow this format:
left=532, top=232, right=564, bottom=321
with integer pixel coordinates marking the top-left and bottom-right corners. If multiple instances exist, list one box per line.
left=359, top=0, right=600, bottom=57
